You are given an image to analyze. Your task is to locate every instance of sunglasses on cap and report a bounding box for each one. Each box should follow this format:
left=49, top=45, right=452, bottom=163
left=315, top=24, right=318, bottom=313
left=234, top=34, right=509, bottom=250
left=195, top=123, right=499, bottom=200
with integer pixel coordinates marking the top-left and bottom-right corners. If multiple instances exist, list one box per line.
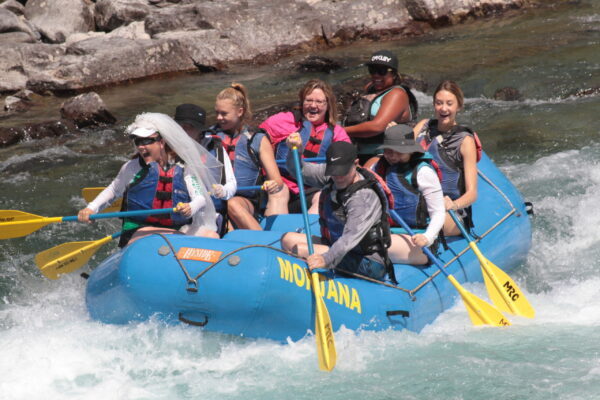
left=368, top=65, right=393, bottom=76
left=130, top=135, right=161, bottom=146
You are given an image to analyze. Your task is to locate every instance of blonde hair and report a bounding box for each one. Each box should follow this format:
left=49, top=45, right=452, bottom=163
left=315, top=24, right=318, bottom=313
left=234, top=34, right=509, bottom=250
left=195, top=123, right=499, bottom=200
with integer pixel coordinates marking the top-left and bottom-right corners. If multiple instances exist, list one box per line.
left=216, top=82, right=253, bottom=125
left=298, top=79, right=338, bottom=126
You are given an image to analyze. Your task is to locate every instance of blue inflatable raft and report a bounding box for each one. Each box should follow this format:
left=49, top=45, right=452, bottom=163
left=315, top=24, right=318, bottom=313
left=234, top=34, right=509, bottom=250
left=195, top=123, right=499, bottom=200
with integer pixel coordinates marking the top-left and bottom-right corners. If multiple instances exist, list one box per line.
left=86, top=153, right=532, bottom=341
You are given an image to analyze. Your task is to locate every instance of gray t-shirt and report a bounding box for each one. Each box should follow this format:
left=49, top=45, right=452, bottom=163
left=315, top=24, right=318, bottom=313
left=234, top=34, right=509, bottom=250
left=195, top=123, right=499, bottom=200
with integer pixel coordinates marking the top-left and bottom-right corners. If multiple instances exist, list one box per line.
left=286, top=155, right=384, bottom=268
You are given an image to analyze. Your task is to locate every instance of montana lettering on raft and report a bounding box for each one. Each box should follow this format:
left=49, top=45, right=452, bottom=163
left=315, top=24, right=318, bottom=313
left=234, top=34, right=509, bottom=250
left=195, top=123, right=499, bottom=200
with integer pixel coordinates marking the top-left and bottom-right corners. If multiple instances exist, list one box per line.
left=277, top=256, right=362, bottom=314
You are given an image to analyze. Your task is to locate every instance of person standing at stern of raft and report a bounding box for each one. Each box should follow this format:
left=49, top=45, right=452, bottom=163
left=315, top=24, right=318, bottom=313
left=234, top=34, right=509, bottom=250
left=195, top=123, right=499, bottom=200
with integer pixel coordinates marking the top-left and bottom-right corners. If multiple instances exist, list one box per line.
left=260, top=79, right=351, bottom=214
left=343, top=50, right=418, bottom=164
left=209, top=83, right=286, bottom=230
left=281, top=137, right=395, bottom=282
left=78, top=112, right=223, bottom=245
left=414, top=80, right=481, bottom=236
left=368, top=124, right=445, bottom=265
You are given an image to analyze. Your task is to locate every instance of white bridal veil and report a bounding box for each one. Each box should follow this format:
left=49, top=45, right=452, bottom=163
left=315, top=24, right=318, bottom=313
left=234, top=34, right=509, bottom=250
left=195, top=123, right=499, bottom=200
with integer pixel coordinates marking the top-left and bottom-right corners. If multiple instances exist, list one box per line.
left=126, top=112, right=223, bottom=233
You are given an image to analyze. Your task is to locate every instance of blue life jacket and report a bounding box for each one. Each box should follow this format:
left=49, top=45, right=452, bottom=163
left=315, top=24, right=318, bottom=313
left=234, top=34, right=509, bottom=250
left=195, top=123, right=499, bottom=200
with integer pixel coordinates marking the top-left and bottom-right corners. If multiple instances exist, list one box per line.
left=124, top=161, right=192, bottom=228
left=374, top=154, right=435, bottom=229
left=210, top=126, right=264, bottom=199
left=274, top=117, right=334, bottom=177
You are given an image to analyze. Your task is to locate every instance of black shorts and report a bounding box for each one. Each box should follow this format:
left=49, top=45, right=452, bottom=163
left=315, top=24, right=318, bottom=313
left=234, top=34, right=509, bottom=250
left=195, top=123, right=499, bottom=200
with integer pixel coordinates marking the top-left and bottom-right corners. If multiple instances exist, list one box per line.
left=288, top=187, right=320, bottom=214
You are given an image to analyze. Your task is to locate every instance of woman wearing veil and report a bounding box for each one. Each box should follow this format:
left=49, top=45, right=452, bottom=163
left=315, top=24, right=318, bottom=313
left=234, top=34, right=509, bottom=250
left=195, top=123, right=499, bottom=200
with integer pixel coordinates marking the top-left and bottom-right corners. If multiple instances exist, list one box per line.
left=78, top=112, right=224, bottom=246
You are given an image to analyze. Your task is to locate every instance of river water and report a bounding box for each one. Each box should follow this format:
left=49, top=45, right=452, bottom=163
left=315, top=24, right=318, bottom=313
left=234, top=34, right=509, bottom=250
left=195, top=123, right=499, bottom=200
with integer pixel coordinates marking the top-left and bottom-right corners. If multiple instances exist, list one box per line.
left=1, top=1, right=600, bottom=398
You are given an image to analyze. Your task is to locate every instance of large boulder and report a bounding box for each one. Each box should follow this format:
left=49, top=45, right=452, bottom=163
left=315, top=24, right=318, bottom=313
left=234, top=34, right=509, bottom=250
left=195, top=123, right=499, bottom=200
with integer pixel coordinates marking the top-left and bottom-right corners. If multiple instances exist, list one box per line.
left=94, top=0, right=150, bottom=32
left=60, top=92, right=116, bottom=128
left=0, top=0, right=25, bottom=16
left=0, top=7, right=39, bottom=41
left=24, top=0, right=95, bottom=43
left=144, top=4, right=213, bottom=36
left=406, top=0, right=527, bottom=24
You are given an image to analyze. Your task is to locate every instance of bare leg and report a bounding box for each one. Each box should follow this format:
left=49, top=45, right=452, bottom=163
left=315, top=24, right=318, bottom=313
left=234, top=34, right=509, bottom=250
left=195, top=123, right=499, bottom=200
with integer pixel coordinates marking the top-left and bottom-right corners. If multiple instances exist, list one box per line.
left=443, top=213, right=461, bottom=236
left=388, top=234, right=428, bottom=265
left=265, top=184, right=290, bottom=216
left=227, top=196, right=262, bottom=230
left=129, top=226, right=181, bottom=244
left=198, top=229, right=220, bottom=239
left=307, top=191, right=320, bottom=214
left=281, top=232, right=329, bottom=257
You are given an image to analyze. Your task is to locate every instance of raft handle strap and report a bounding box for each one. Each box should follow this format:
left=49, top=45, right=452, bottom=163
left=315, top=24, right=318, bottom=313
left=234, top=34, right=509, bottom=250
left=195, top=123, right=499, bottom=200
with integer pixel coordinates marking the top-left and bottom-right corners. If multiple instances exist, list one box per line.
left=178, top=313, right=208, bottom=327
left=157, top=233, right=199, bottom=292
left=386, top=310, right=410, bottom=318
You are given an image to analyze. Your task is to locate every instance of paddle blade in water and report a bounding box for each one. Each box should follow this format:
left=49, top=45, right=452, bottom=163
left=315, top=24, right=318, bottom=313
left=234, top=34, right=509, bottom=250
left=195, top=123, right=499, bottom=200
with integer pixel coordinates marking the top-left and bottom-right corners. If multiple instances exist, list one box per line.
left=476, top=248, right=535, bottom=318
left=81, top=188, right=122, bottom=213
left=0, top=210, right=61, bottom=239
left=448, top=275, right=511, bottom=327
left=312, top=272, right=337, bottom=371
left=35, top=236, right=113, bottom=279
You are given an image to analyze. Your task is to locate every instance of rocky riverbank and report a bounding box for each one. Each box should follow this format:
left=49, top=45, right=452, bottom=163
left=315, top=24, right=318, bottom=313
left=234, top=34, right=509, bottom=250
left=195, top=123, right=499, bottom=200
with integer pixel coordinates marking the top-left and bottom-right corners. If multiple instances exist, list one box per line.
left=0, top=0, right=538, bottom=146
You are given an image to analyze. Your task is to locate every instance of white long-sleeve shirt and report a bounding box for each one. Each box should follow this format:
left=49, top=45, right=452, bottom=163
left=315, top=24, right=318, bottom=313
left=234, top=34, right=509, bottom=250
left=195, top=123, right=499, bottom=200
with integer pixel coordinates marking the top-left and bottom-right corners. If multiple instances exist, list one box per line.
left=218, top=154, right=237, bottom=200
left=414, top=166, right=445, bottom=246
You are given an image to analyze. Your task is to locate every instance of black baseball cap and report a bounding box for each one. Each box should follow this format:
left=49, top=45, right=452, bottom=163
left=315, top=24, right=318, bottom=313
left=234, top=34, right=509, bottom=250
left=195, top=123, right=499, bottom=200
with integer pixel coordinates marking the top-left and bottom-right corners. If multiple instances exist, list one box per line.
left=325, top=141, right=357, bottom=176
left=365, top=50, right=398, bottom=71
left=174, top=104, right=206, bottom=131
left=378, top=124, right=424, bottom=153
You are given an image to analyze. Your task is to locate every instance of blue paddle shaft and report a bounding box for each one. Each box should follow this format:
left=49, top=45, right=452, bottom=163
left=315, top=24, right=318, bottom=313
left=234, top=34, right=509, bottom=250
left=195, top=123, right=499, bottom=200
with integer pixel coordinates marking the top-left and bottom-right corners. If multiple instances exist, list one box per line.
left=62, top=208, right=176, bottom=222
left=389, top=209, right=449, bottom=278
left=276, top=156, right=324, bottom=165
left=291, top=147, right=314, bottom=255
left=236, top=185, right=262, bottom=192
left=448, top=210, right=473, bottom=241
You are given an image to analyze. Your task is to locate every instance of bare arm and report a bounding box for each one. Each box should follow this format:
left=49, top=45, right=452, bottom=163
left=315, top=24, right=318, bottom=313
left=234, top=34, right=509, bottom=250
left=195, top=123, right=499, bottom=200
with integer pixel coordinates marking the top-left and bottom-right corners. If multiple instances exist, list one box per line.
left=345, top=88, right=409, bottom=138
left=258, top=136, right=285, bottom=193
left=449, top=135, right=478, bottom=210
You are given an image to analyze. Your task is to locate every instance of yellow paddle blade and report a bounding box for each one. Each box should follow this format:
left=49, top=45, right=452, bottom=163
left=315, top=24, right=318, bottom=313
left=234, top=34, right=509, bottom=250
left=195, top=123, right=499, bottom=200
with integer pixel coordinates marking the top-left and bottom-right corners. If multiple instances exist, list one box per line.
left=469, top=244, right=535, bottom=319
left=35, top=235, right=114, bottom=279
left=447, top=275, right=511, bottom=327
left=0, top=210, right=62, bottom=239
left=311, top=272, right=337, bottom=371
left=81, top=187, right=122, bottom=213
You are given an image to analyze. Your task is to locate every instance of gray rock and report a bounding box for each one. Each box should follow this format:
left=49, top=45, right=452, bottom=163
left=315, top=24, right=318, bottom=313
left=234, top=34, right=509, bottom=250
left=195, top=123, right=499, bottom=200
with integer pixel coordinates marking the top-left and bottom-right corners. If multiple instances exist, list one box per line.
left=95, top=0, right=150, bottom=32
left=0, top=0, right=25, bottom=16
left=493, top=87, right=522, bottom=101
left=0, top=7, right=38, bottom=40
left=0, top=31, right=36, bottom=43
left=60, top=91, right=117, bottom=128
left=144, top=4, right=213, bottom=37
left=0, top=0, right=536, bottom=96
left=406, top=0, right=527, bottom=24
left=36, top=36, right=195, bottom=91
left=0, top=119, right=76, bottom=148
left=24, top=0, right=95, bottom=44
left=296, top=55, right=341, bottom=73
left=4, top=95, right=30, bottom=111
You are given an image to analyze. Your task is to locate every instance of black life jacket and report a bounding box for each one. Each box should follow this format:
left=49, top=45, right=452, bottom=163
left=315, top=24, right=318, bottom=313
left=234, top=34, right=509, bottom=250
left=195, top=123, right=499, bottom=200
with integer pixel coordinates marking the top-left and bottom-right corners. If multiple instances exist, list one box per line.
left=318, top=167, right=396, bottom=283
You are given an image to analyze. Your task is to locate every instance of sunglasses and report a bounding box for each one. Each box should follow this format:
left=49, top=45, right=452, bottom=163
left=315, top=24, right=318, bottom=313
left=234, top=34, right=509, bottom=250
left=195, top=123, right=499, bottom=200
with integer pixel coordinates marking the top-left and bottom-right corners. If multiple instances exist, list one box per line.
left=368, top=65, right=393, bottom=76
left=131, top=136, right=161, bottom=146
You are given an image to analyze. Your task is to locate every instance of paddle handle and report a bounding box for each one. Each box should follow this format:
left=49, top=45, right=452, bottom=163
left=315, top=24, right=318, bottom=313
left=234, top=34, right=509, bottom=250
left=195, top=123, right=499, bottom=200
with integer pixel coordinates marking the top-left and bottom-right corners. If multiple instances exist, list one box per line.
left=62, top=207, right=177, bottom=222
left=292, top=147, right=314, bottom=254
left=389, top=209, right=449, bottom=278
left=448, top=210, right=473, bottom=241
